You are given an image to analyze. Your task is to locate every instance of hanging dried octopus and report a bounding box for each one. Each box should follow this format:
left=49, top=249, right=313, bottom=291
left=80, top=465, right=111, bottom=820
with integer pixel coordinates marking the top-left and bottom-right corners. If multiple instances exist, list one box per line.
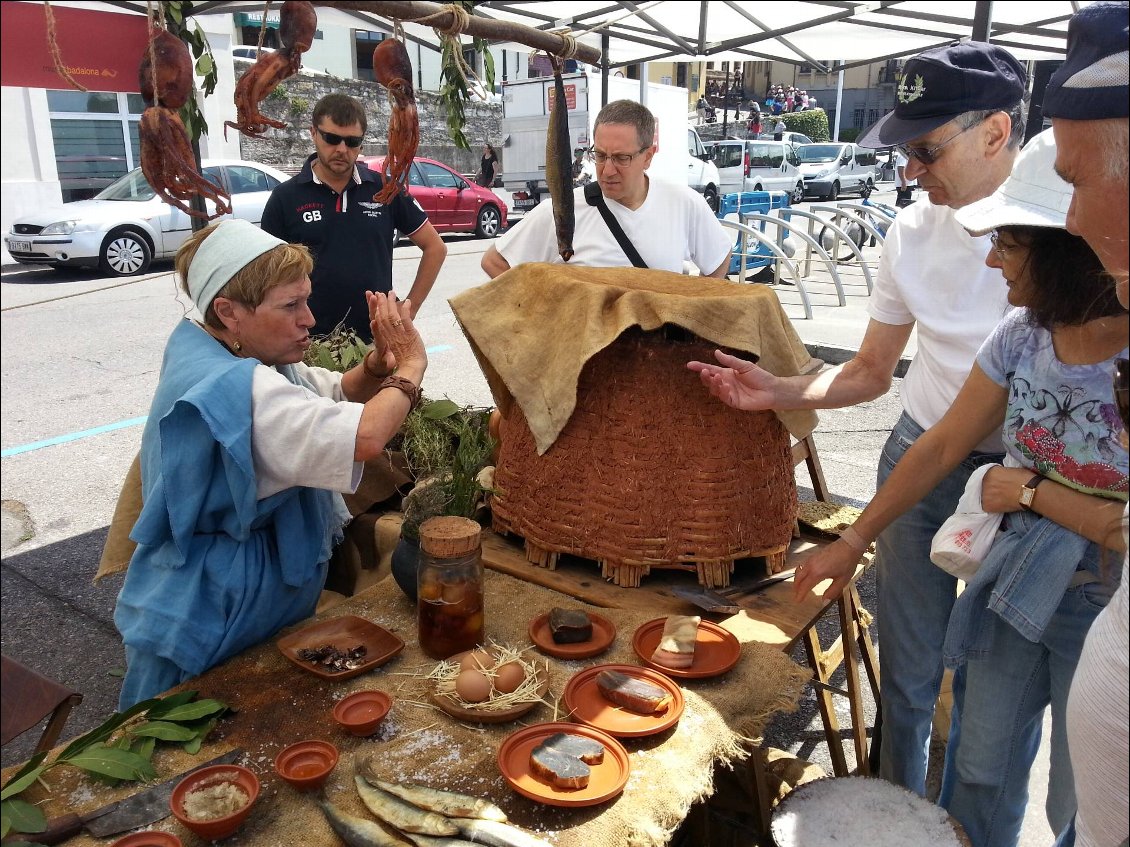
left=225, top=1, right=316, bottom=137
left=138, top=29, right=230, bottom=219
left=372, top=38, right=419, bottom=205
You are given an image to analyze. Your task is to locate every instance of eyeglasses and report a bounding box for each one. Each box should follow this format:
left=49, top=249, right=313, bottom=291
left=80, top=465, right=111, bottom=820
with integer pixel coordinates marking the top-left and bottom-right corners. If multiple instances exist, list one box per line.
left=898, top=115, right=989, bottom=165
left=1115, top=357, right=1129, bottom=431
left=585, top=146, right=649, bottom=167
left=989, top=231, right=1022, bottom=259
left=314, top=127, right=364, bottom=148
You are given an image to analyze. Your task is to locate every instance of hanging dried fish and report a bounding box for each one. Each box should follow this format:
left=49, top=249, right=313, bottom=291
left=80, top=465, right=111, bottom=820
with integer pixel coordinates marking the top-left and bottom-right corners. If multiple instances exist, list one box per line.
left=545, top=58, right=574, bottom=261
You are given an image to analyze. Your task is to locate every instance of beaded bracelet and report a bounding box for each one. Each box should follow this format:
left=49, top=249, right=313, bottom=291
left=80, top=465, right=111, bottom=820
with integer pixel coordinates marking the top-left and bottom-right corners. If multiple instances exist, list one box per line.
left=363, top=350, right=391, bottom=380
left=379, top=375, right=422, bottom=411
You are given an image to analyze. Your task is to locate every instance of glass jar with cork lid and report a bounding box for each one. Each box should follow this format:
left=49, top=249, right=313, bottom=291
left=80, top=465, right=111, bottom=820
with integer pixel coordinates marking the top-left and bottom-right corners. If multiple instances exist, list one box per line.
left=417, top=516, right=485, bottom=659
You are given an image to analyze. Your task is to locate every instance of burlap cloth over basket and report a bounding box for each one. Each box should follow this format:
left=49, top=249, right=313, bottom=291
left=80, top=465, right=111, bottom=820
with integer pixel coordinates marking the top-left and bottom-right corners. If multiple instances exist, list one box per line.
left=17, top=571, right=811, bottom=847
left=450, top=264, right=820, bottom=585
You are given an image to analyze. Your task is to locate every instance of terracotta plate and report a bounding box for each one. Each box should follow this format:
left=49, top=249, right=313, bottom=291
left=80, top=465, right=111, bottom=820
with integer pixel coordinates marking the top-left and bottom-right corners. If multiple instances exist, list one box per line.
left=432, top=652, right=550, bottom=724
left=528, top=611, right=617, bottom=660
left=498, top=722, right=630, bottom=807
left=563, top=664, right=684, bottom=738
left=631, top=618, right=742, bottom=679
left=277, top=615, right=404, bottom=681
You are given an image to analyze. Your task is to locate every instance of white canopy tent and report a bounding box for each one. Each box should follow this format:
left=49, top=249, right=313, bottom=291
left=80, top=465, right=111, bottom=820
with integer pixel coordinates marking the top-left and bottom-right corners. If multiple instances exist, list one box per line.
left=472, top=1, right=1089, bottom=69
left=106, top=1, right=1091, bottom=69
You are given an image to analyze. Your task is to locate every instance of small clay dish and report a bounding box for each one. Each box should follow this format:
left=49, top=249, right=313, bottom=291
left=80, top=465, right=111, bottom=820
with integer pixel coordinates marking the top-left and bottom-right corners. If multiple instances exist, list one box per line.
left=110, top=833, right=183, bottom=847
left=274, top=739, right=339, bottom=791
left=170, top=764, right=260, bottom=841
left=332, top=690, right=393, bottom=736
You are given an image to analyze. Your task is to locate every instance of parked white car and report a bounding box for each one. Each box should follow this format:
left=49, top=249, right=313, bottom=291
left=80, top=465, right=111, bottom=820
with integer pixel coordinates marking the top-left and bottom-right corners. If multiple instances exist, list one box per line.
left=795, top=143, right=879, bottom=200
left=5, top=159, right=288, bottom=276
left=705, top=139, right=805, bottom=203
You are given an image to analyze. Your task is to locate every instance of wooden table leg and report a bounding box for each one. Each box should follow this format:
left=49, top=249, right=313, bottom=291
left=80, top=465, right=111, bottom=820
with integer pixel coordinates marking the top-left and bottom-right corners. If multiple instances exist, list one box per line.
left=748, top=744, right=774, bottom=842
left=803, top=627, right=849, bottom=777
left=838, top=590, right=869, bottom=774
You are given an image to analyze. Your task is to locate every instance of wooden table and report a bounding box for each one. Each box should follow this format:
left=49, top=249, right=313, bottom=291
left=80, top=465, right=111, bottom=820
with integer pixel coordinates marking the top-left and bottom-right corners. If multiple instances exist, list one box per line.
left=480, top=526, right=880, bottom=839
left=6, top=565, right=812, bottom=847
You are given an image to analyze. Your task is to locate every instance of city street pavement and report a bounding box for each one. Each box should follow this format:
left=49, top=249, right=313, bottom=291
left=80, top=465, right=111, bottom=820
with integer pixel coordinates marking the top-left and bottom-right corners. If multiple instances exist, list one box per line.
left=0, top=185, right=1053, bottom=845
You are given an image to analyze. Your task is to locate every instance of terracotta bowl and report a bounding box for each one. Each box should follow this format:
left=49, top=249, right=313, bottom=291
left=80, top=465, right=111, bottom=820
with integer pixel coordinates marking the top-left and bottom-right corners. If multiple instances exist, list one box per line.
left=170, top=764, right=260, bottom=841
left=332, top=690, right=393, bottom=736
left=274, top=739, right=339, bottom=791
left=110, top=833, right=183, bottom=847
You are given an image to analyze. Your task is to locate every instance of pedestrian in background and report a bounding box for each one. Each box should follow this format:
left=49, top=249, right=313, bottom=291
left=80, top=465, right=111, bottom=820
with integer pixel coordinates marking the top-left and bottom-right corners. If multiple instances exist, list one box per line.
left=477, top=143, right=500, bottom=188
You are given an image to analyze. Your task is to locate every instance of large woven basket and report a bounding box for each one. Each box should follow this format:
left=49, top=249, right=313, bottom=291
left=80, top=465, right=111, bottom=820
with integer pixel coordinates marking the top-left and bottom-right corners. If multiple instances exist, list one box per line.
left=491, top=328, right=797, bottom=587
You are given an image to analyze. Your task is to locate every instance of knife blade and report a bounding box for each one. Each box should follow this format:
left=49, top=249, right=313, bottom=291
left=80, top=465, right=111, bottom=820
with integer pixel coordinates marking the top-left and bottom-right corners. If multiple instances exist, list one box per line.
left=37, top=748, right=243, bottom=844
left=672, top=570, right=798, bottom=615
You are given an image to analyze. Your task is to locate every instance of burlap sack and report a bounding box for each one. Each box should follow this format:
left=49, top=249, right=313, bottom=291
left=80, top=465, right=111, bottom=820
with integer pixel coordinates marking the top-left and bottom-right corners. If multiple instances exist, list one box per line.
left=449, top=264, right=819, bottom=456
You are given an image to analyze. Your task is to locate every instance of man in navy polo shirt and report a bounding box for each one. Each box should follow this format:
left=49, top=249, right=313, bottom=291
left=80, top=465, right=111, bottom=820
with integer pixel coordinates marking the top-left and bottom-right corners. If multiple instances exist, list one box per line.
left=261, top=94, right=447, bottom=341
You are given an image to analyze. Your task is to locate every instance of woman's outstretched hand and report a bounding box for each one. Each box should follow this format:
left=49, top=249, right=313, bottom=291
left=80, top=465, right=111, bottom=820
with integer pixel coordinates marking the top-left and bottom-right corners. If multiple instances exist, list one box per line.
left=368, top=290, right=427, bottom=378
left=687, top=350, right=778, bottom=411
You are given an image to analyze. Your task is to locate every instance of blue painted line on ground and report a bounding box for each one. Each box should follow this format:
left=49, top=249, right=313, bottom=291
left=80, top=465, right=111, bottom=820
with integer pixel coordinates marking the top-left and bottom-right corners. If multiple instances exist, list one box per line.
left=2, top=416, right=149, bottom=457
left=2, top=345, right=456, bottom=458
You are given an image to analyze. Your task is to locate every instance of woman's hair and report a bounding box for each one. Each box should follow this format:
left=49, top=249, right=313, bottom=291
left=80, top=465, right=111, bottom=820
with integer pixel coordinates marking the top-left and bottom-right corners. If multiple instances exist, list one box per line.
left=483, top=143, right=497, bottom=157
left=999, top=224, right=1125, bottom=329
left=176, top=224, right=314, bottom=329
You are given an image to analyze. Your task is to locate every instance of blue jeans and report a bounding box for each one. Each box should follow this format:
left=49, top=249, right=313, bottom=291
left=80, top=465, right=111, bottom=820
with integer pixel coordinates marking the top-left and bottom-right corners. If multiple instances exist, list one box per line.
left=876, top=412, right=1002, bottom=796
left=942, top=580, right=1109, bottom=847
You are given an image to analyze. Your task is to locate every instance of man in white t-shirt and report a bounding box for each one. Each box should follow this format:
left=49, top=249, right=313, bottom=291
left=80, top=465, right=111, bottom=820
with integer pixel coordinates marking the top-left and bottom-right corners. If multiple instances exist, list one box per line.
left=481, top=100, right=732, bottom=278
left=687, top=42, right=1027, bottom=799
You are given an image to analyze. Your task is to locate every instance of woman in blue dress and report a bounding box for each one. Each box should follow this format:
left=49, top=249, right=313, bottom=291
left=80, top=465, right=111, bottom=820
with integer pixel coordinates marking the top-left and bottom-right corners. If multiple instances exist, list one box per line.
left=115, top=219, right=427, bottom=708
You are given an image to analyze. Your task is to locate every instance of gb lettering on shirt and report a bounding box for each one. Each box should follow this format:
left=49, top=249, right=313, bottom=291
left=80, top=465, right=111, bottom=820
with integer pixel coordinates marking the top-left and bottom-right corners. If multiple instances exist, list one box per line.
left=297, top=202, right=323, bottom=224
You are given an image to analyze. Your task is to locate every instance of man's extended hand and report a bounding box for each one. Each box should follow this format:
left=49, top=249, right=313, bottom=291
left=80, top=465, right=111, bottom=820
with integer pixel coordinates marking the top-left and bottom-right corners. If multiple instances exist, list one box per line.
left=791, top=539, right=862, bottom=602
left=687, top=350, right=778, bottom=410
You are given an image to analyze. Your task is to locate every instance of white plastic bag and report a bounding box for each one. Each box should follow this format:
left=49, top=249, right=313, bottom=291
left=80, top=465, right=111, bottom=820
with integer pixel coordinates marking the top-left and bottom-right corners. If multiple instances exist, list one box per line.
left=930, top=463, right=1003, bottom=581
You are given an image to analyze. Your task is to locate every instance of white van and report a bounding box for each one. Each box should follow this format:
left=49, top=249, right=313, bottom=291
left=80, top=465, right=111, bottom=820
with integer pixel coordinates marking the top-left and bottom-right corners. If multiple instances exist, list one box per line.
left=687, top=127, right=722, bottom=211
left=706, top=139, right=805, bottom=204
left=795, top=142, right=878, bottom=200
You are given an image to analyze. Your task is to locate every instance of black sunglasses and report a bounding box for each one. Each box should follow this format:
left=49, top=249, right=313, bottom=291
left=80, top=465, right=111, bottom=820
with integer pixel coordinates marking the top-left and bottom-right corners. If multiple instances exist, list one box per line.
left=1115, top=357, right=1129, bottom=431
left=314, top=127, right=364, bottom=148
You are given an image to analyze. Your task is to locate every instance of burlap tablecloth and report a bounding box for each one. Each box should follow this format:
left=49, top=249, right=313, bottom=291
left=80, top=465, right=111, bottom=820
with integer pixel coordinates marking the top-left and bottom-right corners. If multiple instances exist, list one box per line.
left=449, top=263, right=820, bottom=455
left=14, top=571, right=809, bottom=847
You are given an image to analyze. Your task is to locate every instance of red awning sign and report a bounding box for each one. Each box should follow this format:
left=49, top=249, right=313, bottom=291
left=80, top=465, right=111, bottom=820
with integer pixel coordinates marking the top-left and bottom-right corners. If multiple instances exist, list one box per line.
left=1, top=3, right=147, bottom=93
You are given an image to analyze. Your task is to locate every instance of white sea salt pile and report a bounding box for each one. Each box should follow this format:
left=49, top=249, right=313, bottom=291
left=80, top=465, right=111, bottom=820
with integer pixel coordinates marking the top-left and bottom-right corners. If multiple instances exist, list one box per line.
left=771, top=777, right=965, bottom=846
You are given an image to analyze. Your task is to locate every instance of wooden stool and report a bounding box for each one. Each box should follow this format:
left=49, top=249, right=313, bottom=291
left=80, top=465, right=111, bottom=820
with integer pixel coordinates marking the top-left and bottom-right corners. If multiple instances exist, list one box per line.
left=1, top=654, right=83, bottom=754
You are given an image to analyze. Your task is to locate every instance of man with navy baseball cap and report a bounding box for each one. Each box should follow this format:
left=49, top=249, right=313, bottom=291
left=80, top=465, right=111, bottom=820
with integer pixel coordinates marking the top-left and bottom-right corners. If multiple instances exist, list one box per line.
left=1044, top=2, right=1129, bottom=283
left=690, top=39, right=1028, bottom=816
left=1042, top=7, right=1129, bottom=847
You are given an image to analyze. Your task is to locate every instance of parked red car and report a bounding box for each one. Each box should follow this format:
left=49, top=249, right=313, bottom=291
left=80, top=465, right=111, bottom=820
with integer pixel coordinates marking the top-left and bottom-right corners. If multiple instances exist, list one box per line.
left=360, top=156, right=506, bottom=238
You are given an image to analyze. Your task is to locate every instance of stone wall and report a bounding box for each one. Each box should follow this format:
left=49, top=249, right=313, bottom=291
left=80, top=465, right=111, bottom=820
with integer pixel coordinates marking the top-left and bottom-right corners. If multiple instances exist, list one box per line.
left=233, top=61, right=504, bottom=176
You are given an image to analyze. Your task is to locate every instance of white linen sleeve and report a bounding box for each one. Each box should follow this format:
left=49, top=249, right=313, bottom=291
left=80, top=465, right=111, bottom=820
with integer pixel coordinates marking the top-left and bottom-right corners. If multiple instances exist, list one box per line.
left=497, top=198, right=559, bottom=267
left=250, top=364, right=365, bottom=499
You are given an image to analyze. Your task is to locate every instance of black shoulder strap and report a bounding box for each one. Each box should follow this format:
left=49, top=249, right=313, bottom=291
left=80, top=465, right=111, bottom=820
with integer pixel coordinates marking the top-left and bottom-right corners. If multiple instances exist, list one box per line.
left=583, top=182, right=648, bottom=268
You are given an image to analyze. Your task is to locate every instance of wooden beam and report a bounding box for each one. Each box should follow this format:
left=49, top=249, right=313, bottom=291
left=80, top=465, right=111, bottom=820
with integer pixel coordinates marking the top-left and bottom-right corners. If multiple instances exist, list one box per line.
left=318, top=1, right=603, bottom=64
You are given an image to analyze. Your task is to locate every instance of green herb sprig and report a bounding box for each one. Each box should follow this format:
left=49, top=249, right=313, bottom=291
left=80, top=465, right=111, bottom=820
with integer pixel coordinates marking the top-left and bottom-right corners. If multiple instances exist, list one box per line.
left=0, top=691, right=228, bottom=840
